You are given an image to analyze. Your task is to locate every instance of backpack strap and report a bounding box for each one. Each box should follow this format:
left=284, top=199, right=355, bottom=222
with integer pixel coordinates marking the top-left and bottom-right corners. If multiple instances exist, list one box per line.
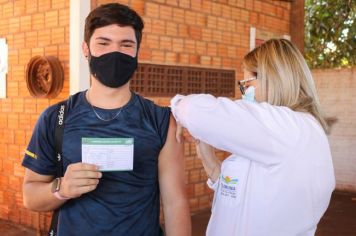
left=54, top=100, right=68, bottom=177
left=48, top=100, right=68, bottom=236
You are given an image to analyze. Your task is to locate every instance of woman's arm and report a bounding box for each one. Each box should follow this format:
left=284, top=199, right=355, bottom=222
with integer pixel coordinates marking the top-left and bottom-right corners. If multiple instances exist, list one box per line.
left=195, top=140, right=221, bottom=183
left=171, top=94, right=300, bottom=166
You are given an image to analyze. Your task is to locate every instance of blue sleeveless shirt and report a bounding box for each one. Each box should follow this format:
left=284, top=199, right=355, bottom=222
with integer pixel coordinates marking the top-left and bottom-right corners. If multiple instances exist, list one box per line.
left=22, top=91, right=170, bottom=236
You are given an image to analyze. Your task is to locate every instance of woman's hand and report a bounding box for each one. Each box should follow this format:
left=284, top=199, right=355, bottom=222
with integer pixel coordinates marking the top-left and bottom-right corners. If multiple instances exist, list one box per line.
left=195, top=141, right=221, bottom=182
left=195, top=140, right=215, bottom=161
left=175, top=122, right=184, bottom=143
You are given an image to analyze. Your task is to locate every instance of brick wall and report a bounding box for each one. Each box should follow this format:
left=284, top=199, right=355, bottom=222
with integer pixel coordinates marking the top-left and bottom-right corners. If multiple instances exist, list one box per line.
left=0, top=0, right=70, bottom=230
left=0, top=0, right=291, bottom=232
left=313, top=68, right=356, bottom=192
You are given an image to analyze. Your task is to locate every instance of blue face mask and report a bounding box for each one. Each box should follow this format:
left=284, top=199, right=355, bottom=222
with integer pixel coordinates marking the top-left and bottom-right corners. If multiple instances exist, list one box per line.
left=242, top=86, right=256, bottom=102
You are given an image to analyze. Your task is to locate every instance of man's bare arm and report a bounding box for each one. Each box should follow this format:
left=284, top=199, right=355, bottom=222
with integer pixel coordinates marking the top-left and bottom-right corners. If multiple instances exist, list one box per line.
left=159, top=115, right=191, bottom=236
left=23, top=163, right=101, bottom=212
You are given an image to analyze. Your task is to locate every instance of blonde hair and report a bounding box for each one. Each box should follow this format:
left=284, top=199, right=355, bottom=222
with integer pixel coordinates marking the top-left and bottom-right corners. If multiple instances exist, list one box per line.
left=242, top=38, right=330, bottom=133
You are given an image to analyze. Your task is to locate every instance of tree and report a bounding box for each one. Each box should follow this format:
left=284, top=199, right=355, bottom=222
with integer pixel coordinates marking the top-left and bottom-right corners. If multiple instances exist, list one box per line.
left=305, top=0, right=355, bottom=68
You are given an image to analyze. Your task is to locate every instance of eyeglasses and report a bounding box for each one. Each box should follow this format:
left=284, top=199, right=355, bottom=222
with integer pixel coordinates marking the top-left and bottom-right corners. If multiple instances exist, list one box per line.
left=238, top=77, right=257, bottom=95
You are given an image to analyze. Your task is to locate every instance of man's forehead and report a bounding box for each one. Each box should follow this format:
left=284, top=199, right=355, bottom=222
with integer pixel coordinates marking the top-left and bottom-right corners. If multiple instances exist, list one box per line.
left=92, top=25, right=136, bottom=41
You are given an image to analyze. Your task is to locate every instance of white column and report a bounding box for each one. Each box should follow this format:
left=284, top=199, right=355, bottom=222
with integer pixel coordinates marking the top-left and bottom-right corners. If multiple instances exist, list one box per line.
left=70, top=0, right=91, bottom=94
left=249, top=27, right=256, bottom=51
left=0, top=38, right=8, bottom=99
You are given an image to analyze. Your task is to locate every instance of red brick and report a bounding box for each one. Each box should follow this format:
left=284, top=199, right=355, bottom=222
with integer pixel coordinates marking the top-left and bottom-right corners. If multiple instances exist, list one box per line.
left=196, top=41, right=206, bottom=55
left=165, top=52, right=177, bottom=64
left=184, top=39, right=195, bottom=53
left=3, top=129, right=14, bottom=144
left=131, top=0, right=144, bottom=16
left=178, top=24, right=189, bottom=38
left=45, top=45, right=58, bottom=56
left=32, top=13, right=45, bottom=30
left=8, top=114, right=19, bottom=129
left=138, top=47, right=151, bottom=61
left=199, top=195, right=211, bottom=209
left=32, top=47, right=44, bottom=56
left=212, top=57, right=222, bottom=67
left=8, top=207, right=21, bottom=223
left=0, top=114, right=7, bottom=129
left=14, top=130, right=26, bottom=146
left=166, top=21, right=178, bottom=37
left=14, top=0, right=26, bottom=16
left=45, top=10, right=58, bottom=28
left=13, top=162, right=25, bottom=177
left=194, top=182, right=205, bottom=196
left=2, top=159, right=14, bottom=175
left=0, top=191, right=3, bottom=204
left=58, top=44, right=69, bottom=61
left=9, top=17, right=20, bottom=34
left=12, top=98, right=24, bottom=113
left=189, top=26, right=202, bottom=40
left=185, top=10, right=196, bottom=25
left=52, top=0, right=66, bottom=9
left=12, top=65, right=25, bottom=82
left=0, top=205, right=10, bottom=219
left=36, top=99, right=49, bottom=113
left=189, top=198, right=199, bottom=211
left=160, top=36, right=172, bottom=51
left=160, top=5, right=173, bottom=20
left=185, top=184, right=195, bottom=198
left=146, top=2, right=159, bottom=18
left=211, top=2, right=222, bottom=16
left=0, top=17, right=9, bottom=35
left=189, top=54, right=200, bottom=65
left=178, top=53, right=189, bottom=64
left=20, top=208, right=32, bottom=227
left=173, top=8, right=185, bottom=24
left=3, top=2, right=14, bottom=18
left=8, top=175, right=22, bottom=192
left=151, top=50, right=164, bottom=63
left=38, top=0, right=51, bottom=12
left=151, top=19, right=165, bottom=35
left=196, top=13, right=206, bottom=27
left=8, top=144, right=20, bottom=160
left=20, top=15, right=31, bottom=32
left=59, top=8, right=69, bottom=26
left=146, top=34, right=159, bottom=49
left=37, top=29, right=51, bottom=47
left=7, top=81, right=19, bottom=98
left=207, top=43, right=217, bottom=56
left=18, top=81, right=31, bottom=98
left=212, top=30, right=222, bottom=43
left=51, top=27, right=65, bottom=44
left=25, top=0, right=38, bottom=14
left=179, top=0, right=190, bottom=9
left=202, top=28, right=212, bottom=41
left=18, top=48, right=31, bottom=65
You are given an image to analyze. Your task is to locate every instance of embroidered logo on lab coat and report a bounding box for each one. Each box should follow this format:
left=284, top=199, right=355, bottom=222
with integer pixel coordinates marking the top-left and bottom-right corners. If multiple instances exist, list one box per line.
left=221, top=175, right=238, bottom=199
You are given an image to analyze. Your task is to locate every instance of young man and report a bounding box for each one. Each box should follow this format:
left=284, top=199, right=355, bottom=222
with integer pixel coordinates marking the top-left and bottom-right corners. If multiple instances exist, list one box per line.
left=22, top=3, right=191, bottom=236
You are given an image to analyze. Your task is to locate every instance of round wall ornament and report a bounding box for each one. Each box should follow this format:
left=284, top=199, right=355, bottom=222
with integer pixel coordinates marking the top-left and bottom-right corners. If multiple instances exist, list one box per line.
left=26, top=56, right=64, bottom=98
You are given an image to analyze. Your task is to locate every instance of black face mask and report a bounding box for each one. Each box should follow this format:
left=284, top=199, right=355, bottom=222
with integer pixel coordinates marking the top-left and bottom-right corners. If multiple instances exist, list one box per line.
left=89, top=51, right=138, bottom=88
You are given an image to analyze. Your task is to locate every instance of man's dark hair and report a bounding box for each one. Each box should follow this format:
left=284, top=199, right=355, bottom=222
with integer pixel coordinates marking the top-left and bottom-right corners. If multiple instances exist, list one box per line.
left=84, top=3, right=144, bottom=49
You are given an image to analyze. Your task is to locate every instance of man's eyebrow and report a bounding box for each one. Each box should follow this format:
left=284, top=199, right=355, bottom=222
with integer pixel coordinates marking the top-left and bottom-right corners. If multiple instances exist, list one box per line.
left=121, top=39, right=136, bottom=44
left=95, top=37, right=112, bottom=41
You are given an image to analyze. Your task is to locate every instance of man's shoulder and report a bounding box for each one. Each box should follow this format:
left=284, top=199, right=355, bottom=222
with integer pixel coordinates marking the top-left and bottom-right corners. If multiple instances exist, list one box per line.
left=134, top=93, right=171, bottom=113
left=38, top=91, right=84, bottom=124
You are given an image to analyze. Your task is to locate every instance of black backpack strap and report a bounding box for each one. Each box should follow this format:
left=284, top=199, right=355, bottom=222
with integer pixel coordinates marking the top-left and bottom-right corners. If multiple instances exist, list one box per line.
left=48, top=100, right=68, bottom=236
left=54, top=100, right=68, bottom=177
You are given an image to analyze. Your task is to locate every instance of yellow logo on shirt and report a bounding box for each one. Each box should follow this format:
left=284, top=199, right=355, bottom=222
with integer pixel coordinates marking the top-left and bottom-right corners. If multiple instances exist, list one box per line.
left=25, top=150, right=37, bottom=159
left=222, top=175, right=238, bottom=184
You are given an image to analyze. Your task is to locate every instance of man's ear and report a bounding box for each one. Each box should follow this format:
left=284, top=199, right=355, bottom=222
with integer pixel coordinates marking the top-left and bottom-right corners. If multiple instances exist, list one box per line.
left=82, top=41, right=89, bottom=58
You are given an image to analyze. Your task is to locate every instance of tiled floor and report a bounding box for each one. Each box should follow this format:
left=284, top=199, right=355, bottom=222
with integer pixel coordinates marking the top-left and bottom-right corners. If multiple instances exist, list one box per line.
left=1, top=191, right=355, bottom=236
